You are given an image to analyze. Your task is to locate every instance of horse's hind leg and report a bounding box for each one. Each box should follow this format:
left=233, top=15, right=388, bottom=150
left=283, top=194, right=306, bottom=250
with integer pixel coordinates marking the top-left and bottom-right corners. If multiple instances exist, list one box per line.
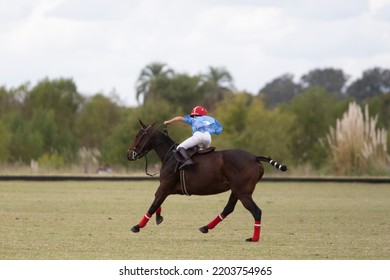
left=199, top=192, right=238, bottom=234
left=239, top=195, right=262, bottom=242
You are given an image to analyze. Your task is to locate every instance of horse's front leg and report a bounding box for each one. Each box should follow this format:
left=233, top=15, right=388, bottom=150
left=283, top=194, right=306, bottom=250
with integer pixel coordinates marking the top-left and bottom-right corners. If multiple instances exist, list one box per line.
left=131, top=189, right=168, bottom=233
left=155, top=206, right=163, bottom=225
left=130, top=205, right=163, bottom=233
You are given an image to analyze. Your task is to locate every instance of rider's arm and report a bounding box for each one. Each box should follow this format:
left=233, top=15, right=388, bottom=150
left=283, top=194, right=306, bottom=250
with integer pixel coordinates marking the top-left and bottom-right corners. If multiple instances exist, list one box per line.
left=164, top=116, right=185, bottom=125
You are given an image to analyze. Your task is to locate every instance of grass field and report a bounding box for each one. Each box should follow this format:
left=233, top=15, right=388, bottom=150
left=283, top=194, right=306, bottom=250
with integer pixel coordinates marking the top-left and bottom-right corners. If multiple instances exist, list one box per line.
left=0, top=180, right=389, bottom=260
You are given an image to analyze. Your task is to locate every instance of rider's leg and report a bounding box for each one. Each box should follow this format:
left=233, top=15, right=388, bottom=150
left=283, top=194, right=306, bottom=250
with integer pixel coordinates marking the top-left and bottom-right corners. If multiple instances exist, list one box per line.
left=175, top=132, right=212, bottom=169
left=177, top=147, right=193, bottom=169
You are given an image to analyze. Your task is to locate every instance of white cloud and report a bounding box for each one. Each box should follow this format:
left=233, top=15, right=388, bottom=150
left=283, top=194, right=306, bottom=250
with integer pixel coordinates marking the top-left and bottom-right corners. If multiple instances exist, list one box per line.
left=1, top=0, right=389, bottom=106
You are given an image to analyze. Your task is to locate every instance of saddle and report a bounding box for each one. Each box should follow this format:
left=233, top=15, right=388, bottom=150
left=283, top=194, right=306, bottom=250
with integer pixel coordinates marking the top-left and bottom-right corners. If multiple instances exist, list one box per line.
left=186, top=146, right=215, bottom=157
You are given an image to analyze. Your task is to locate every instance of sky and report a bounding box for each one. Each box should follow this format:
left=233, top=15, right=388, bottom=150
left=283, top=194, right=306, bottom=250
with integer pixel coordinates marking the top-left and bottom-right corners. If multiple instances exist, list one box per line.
left=1, top=0, right=390, bottom=107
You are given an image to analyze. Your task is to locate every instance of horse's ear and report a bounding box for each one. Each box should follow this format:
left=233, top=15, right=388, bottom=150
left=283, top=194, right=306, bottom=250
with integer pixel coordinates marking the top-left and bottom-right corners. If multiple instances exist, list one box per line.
left=151, top=121, right=157, bottom=127
left=139, top=119, right=147, bottom=128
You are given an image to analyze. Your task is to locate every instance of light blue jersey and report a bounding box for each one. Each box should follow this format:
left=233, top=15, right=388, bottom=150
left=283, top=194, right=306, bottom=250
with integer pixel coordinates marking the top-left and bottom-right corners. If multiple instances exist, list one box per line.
left=183, top=115, right=223, bottom=135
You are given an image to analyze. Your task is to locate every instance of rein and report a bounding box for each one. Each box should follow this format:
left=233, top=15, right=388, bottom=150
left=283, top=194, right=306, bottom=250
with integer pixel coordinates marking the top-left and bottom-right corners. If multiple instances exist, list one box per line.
left=144, top=152, right=158, bottom=177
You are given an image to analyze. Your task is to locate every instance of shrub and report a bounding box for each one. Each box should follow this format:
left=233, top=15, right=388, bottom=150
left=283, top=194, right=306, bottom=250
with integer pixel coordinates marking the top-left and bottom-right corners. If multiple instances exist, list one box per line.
left=325, top=102, right=389, bottom=175
left=38, top=152, right=66, bottom=170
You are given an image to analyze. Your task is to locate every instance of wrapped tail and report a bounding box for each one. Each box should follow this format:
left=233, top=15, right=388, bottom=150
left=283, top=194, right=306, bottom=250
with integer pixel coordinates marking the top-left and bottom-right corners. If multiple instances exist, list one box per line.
left=256, top=156, right=287, bottom=171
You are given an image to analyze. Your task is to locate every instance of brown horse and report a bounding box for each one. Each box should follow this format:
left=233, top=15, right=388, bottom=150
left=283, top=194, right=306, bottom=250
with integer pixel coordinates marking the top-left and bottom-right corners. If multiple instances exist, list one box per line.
left=127, top=120, right=287, bottom=242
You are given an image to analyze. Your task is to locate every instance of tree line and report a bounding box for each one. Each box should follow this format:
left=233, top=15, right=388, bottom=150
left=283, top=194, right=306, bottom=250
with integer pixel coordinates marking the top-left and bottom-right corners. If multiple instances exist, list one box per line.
left=0, top=64, right=389, bottom=175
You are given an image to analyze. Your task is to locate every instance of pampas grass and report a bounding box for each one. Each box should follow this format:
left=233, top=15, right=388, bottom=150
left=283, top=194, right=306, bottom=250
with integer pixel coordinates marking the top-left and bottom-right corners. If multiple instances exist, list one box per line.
left=326, top=102, right=389, bottom=175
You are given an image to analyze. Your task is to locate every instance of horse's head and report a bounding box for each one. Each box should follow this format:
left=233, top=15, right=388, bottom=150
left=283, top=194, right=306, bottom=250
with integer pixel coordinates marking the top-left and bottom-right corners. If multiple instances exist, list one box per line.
left=127, top=120, right=157, bottom=161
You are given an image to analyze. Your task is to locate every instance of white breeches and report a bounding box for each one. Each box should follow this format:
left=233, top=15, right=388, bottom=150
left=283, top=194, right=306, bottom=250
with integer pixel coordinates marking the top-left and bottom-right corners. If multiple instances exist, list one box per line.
left=177, top=131, right=212, bottom=150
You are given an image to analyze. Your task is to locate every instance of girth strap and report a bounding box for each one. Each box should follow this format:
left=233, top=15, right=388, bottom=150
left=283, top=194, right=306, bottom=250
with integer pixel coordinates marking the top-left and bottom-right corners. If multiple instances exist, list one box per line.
left=180, top=170, right=191, bottom=196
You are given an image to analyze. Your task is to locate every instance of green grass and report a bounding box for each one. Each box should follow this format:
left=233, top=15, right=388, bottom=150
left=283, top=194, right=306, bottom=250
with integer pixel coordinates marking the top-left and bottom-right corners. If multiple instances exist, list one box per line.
left=0, top=181, right=389, bottom=260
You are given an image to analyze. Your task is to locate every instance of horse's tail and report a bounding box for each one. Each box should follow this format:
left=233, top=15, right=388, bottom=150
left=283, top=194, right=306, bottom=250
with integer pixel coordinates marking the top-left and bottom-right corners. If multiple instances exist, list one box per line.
left=256, top=156, right=287, bottom=172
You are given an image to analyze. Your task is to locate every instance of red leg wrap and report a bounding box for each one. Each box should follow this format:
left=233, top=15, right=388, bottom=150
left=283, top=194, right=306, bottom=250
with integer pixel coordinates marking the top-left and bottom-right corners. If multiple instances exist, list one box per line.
left=138, top=213, right=152, bottom=228
left=156, top=207, right=161, bottom=214
left=252, top=221, right=261, bottom=242
left=207, top=213, right=226, bottom=229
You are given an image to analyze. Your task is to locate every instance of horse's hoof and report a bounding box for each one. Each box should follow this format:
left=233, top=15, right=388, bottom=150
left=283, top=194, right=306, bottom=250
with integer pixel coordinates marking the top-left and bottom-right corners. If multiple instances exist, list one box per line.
left=245, top=237, right=259, bottom=242
left=131, top=225, right=140, bottom=233
left=156, top=215, right=164, bottom=225
left=199, top=226, right=209, bottom=234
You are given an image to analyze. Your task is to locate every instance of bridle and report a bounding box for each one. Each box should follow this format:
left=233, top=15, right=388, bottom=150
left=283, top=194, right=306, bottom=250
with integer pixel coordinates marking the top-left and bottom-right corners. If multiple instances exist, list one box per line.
left=128, top=127, right=150, bottom=160
left=128, top=124, right=157, bottom=160
left=128, top=124, right=170, bottom=176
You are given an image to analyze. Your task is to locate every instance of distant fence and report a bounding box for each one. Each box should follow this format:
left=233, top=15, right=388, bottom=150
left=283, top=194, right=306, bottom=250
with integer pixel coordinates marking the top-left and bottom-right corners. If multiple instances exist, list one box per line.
left=0, top=175, right=390, bottom=183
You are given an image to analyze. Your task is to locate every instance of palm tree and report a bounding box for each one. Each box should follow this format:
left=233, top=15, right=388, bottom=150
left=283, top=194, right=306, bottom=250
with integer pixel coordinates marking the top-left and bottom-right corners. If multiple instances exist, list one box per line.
left=201, top=66, right=235, bottom=110
left=135, top=62, right=174, bottom=104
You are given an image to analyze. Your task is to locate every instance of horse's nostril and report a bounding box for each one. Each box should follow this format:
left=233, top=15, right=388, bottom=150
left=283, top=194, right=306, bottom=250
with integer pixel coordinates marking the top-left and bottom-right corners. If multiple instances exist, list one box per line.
left=129, top=151, right=137, bottom=161
left=127, top=151, right=135, bottom=161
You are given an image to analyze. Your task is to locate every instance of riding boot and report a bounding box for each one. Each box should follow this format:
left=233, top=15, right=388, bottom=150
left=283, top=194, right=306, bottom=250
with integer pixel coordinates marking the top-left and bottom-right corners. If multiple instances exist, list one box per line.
left=177, top=147, right=194, bottom=170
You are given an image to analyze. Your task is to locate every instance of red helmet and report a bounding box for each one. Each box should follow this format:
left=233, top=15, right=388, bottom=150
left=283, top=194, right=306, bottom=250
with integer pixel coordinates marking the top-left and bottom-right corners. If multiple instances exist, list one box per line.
left=190, top=106, right=207, bottom=117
